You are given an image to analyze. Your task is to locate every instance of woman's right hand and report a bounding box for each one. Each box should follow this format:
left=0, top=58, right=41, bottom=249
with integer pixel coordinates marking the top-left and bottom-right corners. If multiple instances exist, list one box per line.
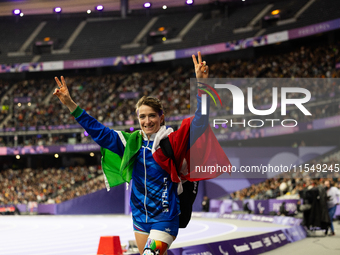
left=54, top=76, right=77, bottom=112
left=192, top=51, right=209, bottom=79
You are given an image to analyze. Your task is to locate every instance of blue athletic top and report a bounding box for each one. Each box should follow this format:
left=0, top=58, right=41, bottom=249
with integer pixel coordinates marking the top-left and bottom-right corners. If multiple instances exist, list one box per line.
left=130, top=135, right=179, bottom=222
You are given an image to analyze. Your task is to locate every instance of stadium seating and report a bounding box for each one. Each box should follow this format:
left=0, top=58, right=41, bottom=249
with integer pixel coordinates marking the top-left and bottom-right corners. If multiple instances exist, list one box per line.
left=0, top=165, right=104, bottom=204
left=0, top=0, right=340, bottom=206
left=1, top=42, right=340, bottom=146
left=1, top=0, right=340, bottom=64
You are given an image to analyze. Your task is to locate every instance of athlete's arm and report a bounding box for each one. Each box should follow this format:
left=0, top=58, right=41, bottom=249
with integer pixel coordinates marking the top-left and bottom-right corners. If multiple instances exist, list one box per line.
left=53, top=76, right=124, bottom=156
left=189, top=52, right=210, bottom=148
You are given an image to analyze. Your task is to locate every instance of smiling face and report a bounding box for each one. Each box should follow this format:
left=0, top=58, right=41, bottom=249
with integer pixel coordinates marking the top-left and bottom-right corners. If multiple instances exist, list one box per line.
left=138, top=105, right=164, bottom=137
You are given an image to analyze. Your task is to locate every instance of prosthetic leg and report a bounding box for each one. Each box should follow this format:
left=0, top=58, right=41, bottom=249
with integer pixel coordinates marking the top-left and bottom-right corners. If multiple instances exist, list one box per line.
left=142, top=238, right=168, bottom=255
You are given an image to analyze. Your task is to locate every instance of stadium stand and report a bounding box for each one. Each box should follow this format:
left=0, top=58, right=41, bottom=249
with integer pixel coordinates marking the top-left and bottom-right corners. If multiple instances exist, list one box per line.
left=1, top=0, right=340, bottom=64
left=264, top=0, right=310, bottom=20
left=0, top=0, right=339, bottom=212
left=0, top=17, right=41, bottom=64
left=264, top=0, right=340, bottom=34
left=151, top=2, right=270, bottom=52
left=48, top=16, right=152, bottom=61
left=148, top=12, right=197, bottom=39
left=0, top=165, right=104, bottom=204
left=34, top=17, right=85, bottom=54
left=232, top=149, right=340, bottom=201
left=1, top=41, right=340, bottom=146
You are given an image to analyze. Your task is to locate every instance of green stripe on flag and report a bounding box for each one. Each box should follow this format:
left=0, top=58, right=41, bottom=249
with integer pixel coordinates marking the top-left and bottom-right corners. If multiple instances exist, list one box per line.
left=101, top=148, right=125, bottom=187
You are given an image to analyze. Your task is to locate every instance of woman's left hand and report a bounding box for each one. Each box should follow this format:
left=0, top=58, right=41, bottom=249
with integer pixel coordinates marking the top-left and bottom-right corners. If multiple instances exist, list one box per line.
left=192, top=51, right=209, bottom=79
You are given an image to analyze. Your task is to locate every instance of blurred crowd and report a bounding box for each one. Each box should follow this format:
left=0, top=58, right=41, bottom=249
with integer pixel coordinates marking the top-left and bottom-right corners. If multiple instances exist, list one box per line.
left=1, top=42, right=340, bottom=205
left=211, top=44, right=339, bottom=79
left=231, top=178, right=323, bottom=200
left=231, top=150, right=340, bottom=200
left=2, top=150, right=340, bottom=205
left=0, top=43, right=339, bottom=143
left=0, top=79, right=10, bottom=125
left=0, top=165, right=105, bottom=205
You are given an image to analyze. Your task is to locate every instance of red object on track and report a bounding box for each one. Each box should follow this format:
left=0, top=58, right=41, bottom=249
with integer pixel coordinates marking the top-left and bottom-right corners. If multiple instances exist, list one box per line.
left=97, top=236, right=123, bottom=255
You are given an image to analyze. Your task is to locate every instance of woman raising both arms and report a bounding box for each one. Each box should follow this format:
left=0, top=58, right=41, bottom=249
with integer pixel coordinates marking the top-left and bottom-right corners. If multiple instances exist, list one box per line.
left=53, top=52, right=210, bottom=255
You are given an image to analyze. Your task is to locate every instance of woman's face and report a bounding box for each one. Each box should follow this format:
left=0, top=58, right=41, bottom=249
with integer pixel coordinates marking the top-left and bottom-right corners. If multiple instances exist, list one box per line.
left=138, top=105, right=164, bottom=137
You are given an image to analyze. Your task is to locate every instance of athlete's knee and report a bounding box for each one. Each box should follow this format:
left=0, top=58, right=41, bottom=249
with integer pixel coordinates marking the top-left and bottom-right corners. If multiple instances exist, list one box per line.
left=142, top=238, right=168, bottom=255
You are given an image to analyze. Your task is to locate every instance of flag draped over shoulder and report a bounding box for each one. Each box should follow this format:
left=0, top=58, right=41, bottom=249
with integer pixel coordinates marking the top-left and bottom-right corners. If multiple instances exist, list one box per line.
left=187, top=118, right=232, bottom=181
left=153, top=117, right=232, bottom=182
left=101, top=117, right=232, bottom=190
left=101, top=130, right=142, bottom=190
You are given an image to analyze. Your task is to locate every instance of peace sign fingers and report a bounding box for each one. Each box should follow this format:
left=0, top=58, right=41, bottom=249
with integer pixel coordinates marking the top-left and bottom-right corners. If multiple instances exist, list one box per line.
left=192, top=51, right=209, bottom=79
left=55, top=76, right=68, bottom=89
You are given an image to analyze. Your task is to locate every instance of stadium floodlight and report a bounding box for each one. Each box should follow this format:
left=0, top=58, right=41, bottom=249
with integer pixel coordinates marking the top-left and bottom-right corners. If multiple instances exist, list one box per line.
left=87, top=9, right=91, bottom=14
left=271, top=9, right=280, bottom=15
left=20, top=12, right=24, bottom=17
left=144, top=2, right=151, bottom=8
left=54, top=7, right=62, bottom=13
left=162, top=5, right=167, bottom=10
left=186, top=0, right=194, bottom=5
left=96, top=5, right=104, bottom=11
left=13, top=9, right=21, bottom=15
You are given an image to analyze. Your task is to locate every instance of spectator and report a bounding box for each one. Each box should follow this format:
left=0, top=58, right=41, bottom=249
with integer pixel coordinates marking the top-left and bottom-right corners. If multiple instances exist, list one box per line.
left=324, top=180, right=340, bottom=236
left=202, top=196, right=210, bottom=212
